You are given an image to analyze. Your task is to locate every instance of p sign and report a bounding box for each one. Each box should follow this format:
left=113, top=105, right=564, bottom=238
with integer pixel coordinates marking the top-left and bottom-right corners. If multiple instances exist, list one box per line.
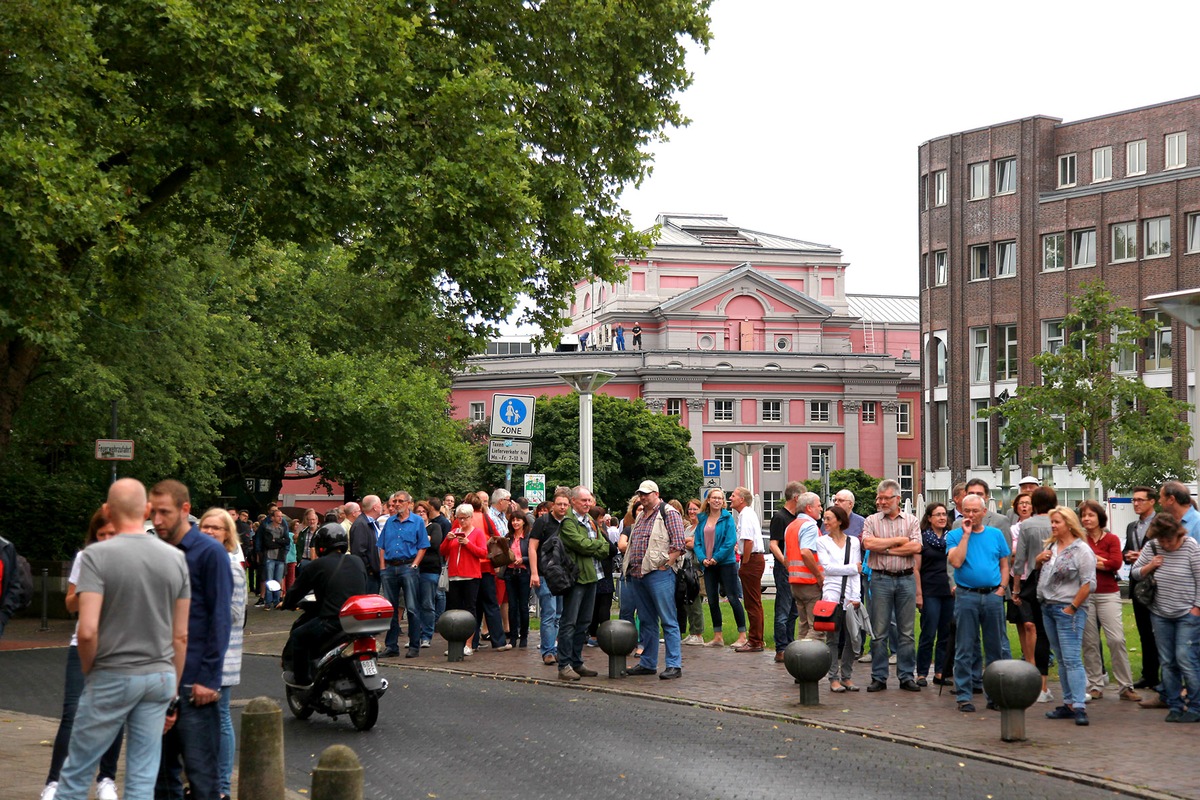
left=490, top=394, right=536, bottom=439
left=702, top=459, right=721, bottom=478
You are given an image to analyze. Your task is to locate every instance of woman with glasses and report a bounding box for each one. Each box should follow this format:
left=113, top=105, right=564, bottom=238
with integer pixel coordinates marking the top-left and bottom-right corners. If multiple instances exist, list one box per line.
left=693, top=488, right=747, bottom=648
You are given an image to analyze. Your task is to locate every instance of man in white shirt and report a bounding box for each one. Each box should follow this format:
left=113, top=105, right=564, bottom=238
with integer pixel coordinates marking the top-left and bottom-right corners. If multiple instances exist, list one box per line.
left=730, top=487, right=767, bottom=653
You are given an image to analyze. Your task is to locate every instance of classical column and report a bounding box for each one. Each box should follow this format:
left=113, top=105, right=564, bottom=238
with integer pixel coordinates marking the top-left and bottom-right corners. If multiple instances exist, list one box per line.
left=881, top=400, right=901, bottom=479
left=842, top=400, right=861, bottom=470
left=646, top=398, right=666, bottom=412
left=686, top=398, right=705, bottom=461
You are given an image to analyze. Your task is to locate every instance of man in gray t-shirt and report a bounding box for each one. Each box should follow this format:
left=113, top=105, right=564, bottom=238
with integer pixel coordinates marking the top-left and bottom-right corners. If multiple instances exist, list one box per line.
left=54, top=479, right=190, bottom=800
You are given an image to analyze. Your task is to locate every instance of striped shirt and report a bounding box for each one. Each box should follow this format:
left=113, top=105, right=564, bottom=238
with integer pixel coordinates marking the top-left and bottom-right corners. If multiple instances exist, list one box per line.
left=862, top=511, right=919, bottom=573
left=1132, top=536, right=1200, bottom=618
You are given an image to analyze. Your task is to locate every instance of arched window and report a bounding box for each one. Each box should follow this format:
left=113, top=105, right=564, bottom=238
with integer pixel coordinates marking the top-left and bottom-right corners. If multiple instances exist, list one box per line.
left=934, top=339, right=948, bottom=387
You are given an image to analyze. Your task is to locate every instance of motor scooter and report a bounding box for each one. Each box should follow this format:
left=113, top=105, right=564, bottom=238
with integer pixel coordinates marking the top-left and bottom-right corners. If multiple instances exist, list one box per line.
left=281, top=593, right=393, bottom=731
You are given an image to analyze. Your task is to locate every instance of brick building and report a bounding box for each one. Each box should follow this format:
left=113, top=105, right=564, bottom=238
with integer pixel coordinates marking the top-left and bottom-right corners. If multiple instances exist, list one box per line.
left=919, top=95, right=1200, bottom=505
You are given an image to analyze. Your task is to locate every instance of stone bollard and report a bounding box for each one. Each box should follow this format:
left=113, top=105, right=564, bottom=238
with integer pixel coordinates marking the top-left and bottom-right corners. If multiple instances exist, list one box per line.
left=783, top=640, right=832, bottom=706
left=982, top=659, right=1043, bottom=742
left=437, top=609, right=477, bottom=662
left=239, top=697, right=284, bottom=800
left=311, top=744, right=363, bottom=800
left=597, top=619, right=638, bottom=678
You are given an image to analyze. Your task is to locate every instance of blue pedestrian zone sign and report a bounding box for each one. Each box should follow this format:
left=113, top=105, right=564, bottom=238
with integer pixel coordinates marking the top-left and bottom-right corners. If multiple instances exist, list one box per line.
left=703, top=459, right=721, bottom=478
left=489, top=393, right=536, bottom=440
left=499, top=399, right=527, bottom=426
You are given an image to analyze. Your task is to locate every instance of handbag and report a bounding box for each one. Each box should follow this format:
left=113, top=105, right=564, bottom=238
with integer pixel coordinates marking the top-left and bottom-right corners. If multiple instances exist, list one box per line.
left=437, top=564, right=449, bottom=592
left=487, top=534, right=515, bottom=568
left=814, top=538, right=853, bottom=632
left=1132, top=542, right=1158, bottom=606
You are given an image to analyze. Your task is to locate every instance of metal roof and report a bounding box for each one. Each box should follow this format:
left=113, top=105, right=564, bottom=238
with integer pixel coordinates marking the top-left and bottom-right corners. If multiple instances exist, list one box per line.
left=846, top=294, right=919, bottom=324
left=649, top=213, right=841, bottom=254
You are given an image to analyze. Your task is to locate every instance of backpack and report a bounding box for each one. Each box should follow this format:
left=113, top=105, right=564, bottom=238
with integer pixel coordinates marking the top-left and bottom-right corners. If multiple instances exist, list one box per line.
left=674, top=551, right=701, bottom=605
left=539, top=530, right=579, bottom=597
left=0, top=536, right=34, bottom=612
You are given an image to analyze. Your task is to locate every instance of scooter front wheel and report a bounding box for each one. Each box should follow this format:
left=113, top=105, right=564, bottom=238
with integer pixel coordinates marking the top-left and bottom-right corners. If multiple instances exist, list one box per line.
left=348, top=693, right=379, bottom=731
left=285, top=685, right=314, bottom=720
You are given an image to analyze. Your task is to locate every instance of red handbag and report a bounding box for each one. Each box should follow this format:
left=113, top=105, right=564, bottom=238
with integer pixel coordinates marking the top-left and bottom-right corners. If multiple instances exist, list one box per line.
left=813, top=599, right=839, bottom=632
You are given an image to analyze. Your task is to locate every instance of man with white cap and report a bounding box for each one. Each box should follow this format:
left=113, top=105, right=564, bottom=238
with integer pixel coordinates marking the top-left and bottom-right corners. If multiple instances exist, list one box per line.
left=623, top=479, right=686, bottom=679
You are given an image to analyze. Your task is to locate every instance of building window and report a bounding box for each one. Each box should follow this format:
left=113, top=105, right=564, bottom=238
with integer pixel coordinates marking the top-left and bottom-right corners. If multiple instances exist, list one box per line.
left=1058, top=153, right=1077, bottom=188
left=714, top=445, right=733, bottom=474
left=1144, top=216, right=1171, bottom=258
left=973, top=400, right=991, bottom=467
left=762, top=446, right=782, bottom=472
left=809, top=401, right=831, bottom=424
left=969, top=162, right=989, bottom=200
left=1044, top=319, right=1065, bottom=354
left=1189, top=212, right=1200, bottom=253
left=810, top=445, right=832, bottom=476
left=1072, top=229, right=1096, bottom=267
left=934, top=339, right=948, bottom=387
left=1043, top=233, right=1065, bottom=271
left=1115, top=326, right=1137, bottom=373
left=469, top=402, right=486, bottom=423
left=1146, top=311, right=1173, bottom=371
left=1166, top=132, right=1187, bottom=169
left=971, top=327, right=989, bottom=384
left=933, top=250, right=948, bottom=286
left=934, top=170, right=947, bottom=206
left=896, top=401, right=912, bottom=436
left=713, top=399, right=733, bottom=421
left=919, top=174, right=928, bottom=210
left=861, top=400, right=877, bottom=424
left=996, top=240, right=1016, bottom=277
left=997, top=324, right=1018, bottom=381
left=666, top=398, right=682, bottom=417
left=995, top=157, right=1016, bottom=194
left=898, top=464, right=915, bottom=505
left=761, top=491, right=782, bottom=518
left=934, top=401, right=948, bottom=469
left=1092, top=146, right=1112, bottom=182
left=1111, top=221, right=1137, bottom=262
left=970, top=244, right=990, bottom=280
left=1127, top=140, right=1147, bottom=176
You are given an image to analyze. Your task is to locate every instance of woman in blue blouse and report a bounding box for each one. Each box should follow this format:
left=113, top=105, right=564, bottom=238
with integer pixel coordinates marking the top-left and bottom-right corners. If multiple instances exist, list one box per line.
left=694, top=488, right=748, bottom=648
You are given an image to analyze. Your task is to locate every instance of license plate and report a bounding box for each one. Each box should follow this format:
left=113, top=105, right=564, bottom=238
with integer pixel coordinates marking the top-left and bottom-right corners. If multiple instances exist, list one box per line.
left=360, top=659, right=378, bottom=676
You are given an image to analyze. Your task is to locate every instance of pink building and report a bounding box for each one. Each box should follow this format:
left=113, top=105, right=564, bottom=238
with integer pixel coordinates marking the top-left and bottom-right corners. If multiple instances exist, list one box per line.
left=452, top=213, right=922, bottom=511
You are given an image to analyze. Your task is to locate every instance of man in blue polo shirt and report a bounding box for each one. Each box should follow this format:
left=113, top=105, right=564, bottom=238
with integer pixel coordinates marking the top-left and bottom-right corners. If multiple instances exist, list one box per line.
left=946, top=493, right=1009, bottom=713
left=377, top=491, right=429, bottom=658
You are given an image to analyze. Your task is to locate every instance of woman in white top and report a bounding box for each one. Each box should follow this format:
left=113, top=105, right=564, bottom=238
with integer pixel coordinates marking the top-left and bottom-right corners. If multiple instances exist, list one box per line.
left=817, top=505, right=863, bottom=692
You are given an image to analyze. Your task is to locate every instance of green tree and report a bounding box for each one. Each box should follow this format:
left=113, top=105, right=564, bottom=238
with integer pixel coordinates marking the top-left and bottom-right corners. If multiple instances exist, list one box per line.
left=981, top=280, right=1193, bottom=495
left=0, top=0, right=713, bottom=454
left=804, top=468, right=881, bottom=517
left=478, top=393, right=703, bottom=510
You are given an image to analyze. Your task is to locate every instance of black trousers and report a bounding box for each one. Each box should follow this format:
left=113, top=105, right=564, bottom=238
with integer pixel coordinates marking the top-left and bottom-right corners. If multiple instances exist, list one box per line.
left=1130, top=581, right=1161, bottom=683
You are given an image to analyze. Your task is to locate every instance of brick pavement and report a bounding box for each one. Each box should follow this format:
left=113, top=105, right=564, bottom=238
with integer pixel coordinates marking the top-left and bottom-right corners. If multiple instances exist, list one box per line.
left=4, top=608, right=1195, bottom=799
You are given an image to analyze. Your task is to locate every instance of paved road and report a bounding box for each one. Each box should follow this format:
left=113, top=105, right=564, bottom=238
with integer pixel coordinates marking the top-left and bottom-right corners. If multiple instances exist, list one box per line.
left=2, top=648, right=1131, bottom=800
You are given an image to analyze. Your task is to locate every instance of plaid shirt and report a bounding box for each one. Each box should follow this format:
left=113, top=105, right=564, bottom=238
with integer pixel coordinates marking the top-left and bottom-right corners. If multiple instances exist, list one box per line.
left=626, top=501, right=686, bottom=578
left=862, top=510, right=919, bottom=572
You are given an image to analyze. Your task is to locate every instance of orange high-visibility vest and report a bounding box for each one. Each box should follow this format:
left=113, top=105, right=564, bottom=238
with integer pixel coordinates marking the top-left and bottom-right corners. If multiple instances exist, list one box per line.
left=784, top=516, right=818, bottom=584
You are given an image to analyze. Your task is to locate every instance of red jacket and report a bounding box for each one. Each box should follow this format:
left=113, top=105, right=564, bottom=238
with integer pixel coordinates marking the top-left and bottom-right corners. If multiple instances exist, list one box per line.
left=440, top=525, right=488, bottom=579
left=1086, top=531, right=1122, bottom=594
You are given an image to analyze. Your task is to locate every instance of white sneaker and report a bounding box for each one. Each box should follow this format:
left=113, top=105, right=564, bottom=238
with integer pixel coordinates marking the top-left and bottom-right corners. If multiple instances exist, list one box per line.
left=1037, top=689, right=1054, bottom=703
left=463, top=646, right=473, bottom=656
left=682, top=634, right=705, bottom=646
left=888, top=653, right=897, bottom=665
left=96, top=777, right=119, bottom=800
left=40, top=782, right=58, bottom=800
left=857, top=653, right=872, bottom=663
left=420, top=639, right=431, bottom=648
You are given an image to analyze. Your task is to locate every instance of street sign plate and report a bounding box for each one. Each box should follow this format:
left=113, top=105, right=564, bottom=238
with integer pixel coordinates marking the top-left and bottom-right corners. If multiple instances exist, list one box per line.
left=702, top=459, right=721, bottom=477
left=703, top=476, right=720, bottom=489
left=524, top=473, right=547, bottom=504
left=490, top=394, right=536, bottom=439
left=95, top=439, right=135, bottom=461
left=488, top=439, right=532, bottom=465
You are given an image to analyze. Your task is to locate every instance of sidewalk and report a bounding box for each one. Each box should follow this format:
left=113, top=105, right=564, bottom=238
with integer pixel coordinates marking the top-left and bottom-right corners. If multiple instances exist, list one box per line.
left=5, top=609, right=1193, bottom=799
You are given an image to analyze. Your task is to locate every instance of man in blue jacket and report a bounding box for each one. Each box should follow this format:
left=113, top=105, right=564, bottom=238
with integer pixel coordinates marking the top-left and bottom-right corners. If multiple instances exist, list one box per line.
left=150, top=480, right=232, bottom=800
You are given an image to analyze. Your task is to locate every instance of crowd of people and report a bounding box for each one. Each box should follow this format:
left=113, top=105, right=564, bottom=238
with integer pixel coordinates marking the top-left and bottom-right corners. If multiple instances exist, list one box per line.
left=33, top=471, right=1200, bottom=799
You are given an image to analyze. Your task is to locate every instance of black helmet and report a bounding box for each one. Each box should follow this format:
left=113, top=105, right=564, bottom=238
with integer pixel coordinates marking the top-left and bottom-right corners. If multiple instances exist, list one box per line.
left=314, top=522, right=349, bottom=555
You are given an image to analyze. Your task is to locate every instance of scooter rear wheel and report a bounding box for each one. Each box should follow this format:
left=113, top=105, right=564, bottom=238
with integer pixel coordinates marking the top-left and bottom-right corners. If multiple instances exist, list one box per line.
left=348, top=694, right=379, bottom=731
left=285, top=686, right=314, bottom=720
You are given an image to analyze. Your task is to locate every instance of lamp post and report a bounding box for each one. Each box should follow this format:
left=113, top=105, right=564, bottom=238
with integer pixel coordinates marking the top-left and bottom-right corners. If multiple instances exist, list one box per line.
left=1145, top=289, right=1200, bottom=482
left=725, top=441, right=769, bottom=498
left=556, top=370, right=616, bottom=489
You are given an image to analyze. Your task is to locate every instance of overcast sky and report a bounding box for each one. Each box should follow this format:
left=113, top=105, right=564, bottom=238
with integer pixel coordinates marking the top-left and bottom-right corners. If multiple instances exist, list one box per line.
left=619, top=0, right=1200, bottom=298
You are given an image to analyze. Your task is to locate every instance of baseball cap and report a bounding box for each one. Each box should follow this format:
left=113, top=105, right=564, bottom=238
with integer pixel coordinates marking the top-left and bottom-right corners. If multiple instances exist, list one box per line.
left=636, top=480, right=659, bottom=495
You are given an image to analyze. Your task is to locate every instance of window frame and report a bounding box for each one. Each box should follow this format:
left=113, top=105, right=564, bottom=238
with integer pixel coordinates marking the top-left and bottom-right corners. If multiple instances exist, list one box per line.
left=934, top=170, right=948, bottom=206
left=933, top=250, right=948, bottom=286
left=1058, top=153, right=1077, bottom=188
left=996, top=240, right=1016, bottom=277
left=809, top=445, right=833, bottom=476
left=994, top=157, right=1016, bottom=195
left=1144, top=216, right=1171, bottom=258
left=969, top=162, right=989, bottom=200
left=713, top=399, right=734, bottom=422
left=666, top=398, right=682, bottom=417
left=971, top=327, right=990, bottom=384
left=1188, top=212, right=1200, bottom=254
left=809, top=400, right=831, bottom=424
left=714, top=445, right=733, bottom=474
left=761, top=491, right=782, bottom=519
left=861, top=400, right=877, bottom=424
left=896, top=401, right=912, bottom=437
left=1092, top=146, right=1112, bottom=182
left=1127, top=139, right=1147, bottom=176
left=469, top=401, right=486, bottom=423
left=1111, top=221, right=1137, bottom=263
left=1166, top=132, right=1187, bottom=169
left=1146, top=311, right=1173, bottom=371
left=996, top=324, right=1018, bottom=381
left=972, top=399, right=991, bottom=468
left=970, top=244, right=990, bottom=280
left=762, top=445, right=782, bottom=473
left=1072, top=229, right=1096, bottom=267
left=1043, top=233, right=1065, bottom=271
left=761, top=399, right=782, bottom=422
left=1044, top=319, right=1066, bottom=355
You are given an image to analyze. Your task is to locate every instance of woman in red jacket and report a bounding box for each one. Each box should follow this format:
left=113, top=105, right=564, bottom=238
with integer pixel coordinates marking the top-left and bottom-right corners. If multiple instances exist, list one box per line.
left=440, top=504, right=488, bottom=632
left=1078, top=500, right=1141, bottom=702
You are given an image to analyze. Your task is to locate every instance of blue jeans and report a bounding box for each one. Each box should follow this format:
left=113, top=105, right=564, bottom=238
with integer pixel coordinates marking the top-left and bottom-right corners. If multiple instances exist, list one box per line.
left=558, top=581, right=597, bottom=670
left=1151, top=611, right=1200, bottom=714
left=629, top=568, right=682, bottom=670
left=156, top=684, right=222, bottom=800
left=264, top=559, right=285, bottom=606
left=56, top=669, right=174, bottom=800
left=418, top=572, right=442, bottom=643
left=536, top=580, right=563, bottom=657
left=772, top=561, right=798, bottom=652
left=382, top=564, right=423, bottom=653
left=702, top=561, right=746, bottom=634
left=217, top=686, right=234, bottom=797
left=868, top=573, right=917, bottom=683
left=916, top=594, right=954, bottom=678
left=953, top=590, right=1004, bottom=703
left=1042, top=603, right=1089, bottom=708
left=48, top=645, right=123, bottom=785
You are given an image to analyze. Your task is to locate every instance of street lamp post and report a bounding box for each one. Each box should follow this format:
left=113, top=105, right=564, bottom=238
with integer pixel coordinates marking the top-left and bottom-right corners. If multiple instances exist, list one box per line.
left=1145, top=289, right=1200, bottom=483
left=725, top=441, right=770, bottom=499
left=556, top=370, right=617, bottom=489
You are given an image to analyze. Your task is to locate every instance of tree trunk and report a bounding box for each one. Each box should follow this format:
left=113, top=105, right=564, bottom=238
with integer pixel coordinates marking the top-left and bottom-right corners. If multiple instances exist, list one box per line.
left=0, top=337, right=44, bottom=456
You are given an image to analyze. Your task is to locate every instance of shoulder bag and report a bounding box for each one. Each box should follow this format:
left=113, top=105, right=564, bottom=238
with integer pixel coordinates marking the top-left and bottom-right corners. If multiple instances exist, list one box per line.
left=1132, top=541, right=1158, bottom=606
left=813, top=539, right=852, bottom=632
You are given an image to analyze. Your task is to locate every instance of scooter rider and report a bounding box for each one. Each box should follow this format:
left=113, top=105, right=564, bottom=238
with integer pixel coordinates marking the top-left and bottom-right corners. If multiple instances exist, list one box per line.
left=282, top=523, right=368, bottom=687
